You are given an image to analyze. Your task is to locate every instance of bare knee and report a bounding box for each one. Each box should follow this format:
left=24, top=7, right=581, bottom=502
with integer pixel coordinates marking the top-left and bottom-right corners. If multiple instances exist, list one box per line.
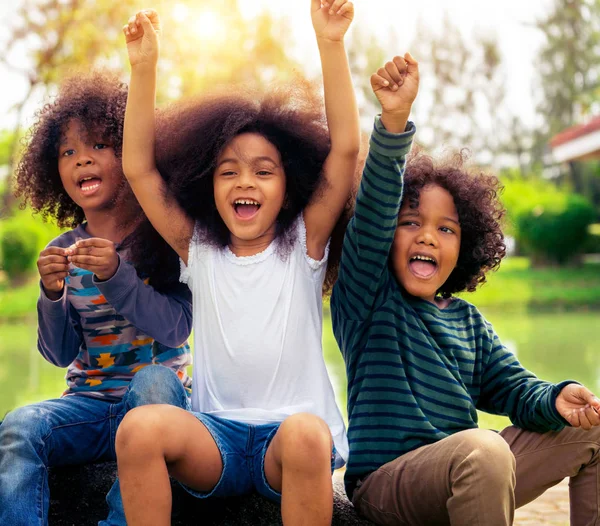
left=277, top=413, right=332, bottom=469
left=116, top=405, right=175, bottom=460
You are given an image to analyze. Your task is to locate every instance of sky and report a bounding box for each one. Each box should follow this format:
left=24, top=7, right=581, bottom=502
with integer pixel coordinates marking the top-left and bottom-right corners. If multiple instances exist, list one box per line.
left=0, top=0, right=552, bottom=131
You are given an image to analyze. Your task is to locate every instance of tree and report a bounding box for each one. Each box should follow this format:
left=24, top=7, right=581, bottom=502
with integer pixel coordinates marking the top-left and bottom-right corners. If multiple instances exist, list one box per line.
left=1, top=0, right=297, bottom=212
left=531, top=0, right=600, bottom=205
left=1, top=0, right=138, bottom=211
left=0, top=131, right=14, bottom=167
left=408, top=16, right=507, bottom=164
left=345, top=17, right=508, bottom=166
left=535, top=0, right=600, bottom=139
left=346, top=26, right=389, bottom=117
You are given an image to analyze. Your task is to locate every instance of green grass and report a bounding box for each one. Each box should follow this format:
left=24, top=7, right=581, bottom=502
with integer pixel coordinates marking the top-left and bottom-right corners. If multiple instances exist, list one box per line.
left=2, top=257, right=600, bottom=321
left=461, top=257, right=600, bottom=310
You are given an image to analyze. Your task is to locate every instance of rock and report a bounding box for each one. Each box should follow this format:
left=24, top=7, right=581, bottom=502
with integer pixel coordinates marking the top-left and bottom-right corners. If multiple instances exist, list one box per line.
left=48, top=462, right=373, bottom=525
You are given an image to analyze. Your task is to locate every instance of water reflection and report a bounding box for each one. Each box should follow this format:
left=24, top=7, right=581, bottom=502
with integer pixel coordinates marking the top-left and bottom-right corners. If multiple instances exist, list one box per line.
left=1, top=309, right=599, bottom=424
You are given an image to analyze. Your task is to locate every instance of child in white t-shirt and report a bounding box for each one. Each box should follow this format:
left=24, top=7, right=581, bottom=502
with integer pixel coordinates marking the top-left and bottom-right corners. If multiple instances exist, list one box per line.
left=115, top=2, right=360, bottom=525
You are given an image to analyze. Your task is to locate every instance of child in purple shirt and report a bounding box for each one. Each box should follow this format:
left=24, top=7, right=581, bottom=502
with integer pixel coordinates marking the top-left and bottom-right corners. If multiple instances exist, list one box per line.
left=0, top=71, right=192, bottom=526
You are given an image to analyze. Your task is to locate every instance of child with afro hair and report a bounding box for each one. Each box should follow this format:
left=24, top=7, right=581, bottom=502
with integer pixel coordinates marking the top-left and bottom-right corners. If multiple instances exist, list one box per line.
left=331, top=53, right=600, bottom=526
left=1, top=71, right=192, bottom=526
left=116, top=2, right=360, bottom=524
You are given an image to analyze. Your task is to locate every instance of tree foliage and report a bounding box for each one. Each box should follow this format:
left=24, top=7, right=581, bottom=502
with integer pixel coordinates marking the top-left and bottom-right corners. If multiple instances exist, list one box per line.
left=535, top=0, right=600, bottom=138
left=0, top=131, right=14, bottom=167
left=346, top=26, right=389, bottom=117
left=345, top=16, right=508, bottom=165
left=502, top=176, right=596, bottom=265
left=1, top=0, right=298, bottom=211
left=530, top=0, right=600, bottom=205
left=408, top=16, right=506, bottom=163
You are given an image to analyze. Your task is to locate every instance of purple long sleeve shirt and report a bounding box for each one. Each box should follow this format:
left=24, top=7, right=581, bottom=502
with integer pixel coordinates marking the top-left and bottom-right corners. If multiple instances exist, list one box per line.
left=37, top=224, right=192, bottom=401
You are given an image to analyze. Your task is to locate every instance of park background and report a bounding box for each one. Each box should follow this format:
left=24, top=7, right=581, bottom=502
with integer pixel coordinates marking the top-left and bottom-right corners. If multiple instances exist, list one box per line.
left=0, top=0, right=599, bottom=443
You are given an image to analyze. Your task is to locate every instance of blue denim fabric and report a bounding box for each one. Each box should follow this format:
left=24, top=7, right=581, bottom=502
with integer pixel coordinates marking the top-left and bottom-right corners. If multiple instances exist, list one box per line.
left=0, top=365, right=189, bottom=526
left=180, top=413, right=337, bottom=503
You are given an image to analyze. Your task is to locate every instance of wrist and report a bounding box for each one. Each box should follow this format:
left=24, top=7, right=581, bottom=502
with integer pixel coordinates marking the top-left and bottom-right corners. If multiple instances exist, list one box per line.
left=380, top=109, right=412, bottom=134
left=42, top=285, right=63, bottom=301
left=316, top=36, right=345, bottom=47
left=131, top=62, right=158, bottom=76
left=94, top=268, right=117, bottom=282
left=95, top=271, right=114, bottom=282
left=95, top=262, right=119, bottom=282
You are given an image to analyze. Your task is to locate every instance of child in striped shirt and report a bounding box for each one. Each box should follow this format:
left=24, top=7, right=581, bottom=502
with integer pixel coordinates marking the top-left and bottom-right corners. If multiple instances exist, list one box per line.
left=331, top=54, right=600, bottom=526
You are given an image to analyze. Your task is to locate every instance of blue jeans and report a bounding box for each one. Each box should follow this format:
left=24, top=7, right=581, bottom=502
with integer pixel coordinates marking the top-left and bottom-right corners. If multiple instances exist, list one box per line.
left=181, top=413, right=338, bottom=503
left=0, top=365, right=189, bottom=526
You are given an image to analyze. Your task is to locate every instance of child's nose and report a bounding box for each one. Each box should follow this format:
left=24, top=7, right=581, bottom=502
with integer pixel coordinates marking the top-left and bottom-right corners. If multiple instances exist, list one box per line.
left=76, top=154, right=94, bottom=167
left=418, top=229, right=437, bottom=247
left=236, top=171, right=255, bottom=188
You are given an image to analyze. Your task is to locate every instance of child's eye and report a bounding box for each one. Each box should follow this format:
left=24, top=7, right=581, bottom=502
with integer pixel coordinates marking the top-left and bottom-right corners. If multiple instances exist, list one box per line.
left=61, top=149, right=75, bottom=157
left=220, top=170, right=236, bottom=176
left=440, top=226, right=455, bottom=234
left=398, top=220, right=418, bottom=227
left=256, top=170, right=272, bottom=176
left=94, top=143, right=108, bottom=150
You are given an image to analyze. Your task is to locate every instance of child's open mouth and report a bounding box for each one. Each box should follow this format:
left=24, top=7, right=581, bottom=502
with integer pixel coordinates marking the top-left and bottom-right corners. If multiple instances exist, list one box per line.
left=233, top=199, right=261, bottom=220
left=408, top=254, right=438, bottom=278
left=79, top=176, right=102, bottom=195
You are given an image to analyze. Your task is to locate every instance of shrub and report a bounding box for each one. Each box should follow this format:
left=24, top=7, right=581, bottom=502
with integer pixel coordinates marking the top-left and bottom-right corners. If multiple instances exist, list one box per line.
left=0, top=210, right=63, bottom=282
left=515, top=191, right=595, bottom=265
left=501, top=178, right=596, bottom=265
left=0, top=221, right=40, bottom=280
left=583, top=224, right=600, bottom=254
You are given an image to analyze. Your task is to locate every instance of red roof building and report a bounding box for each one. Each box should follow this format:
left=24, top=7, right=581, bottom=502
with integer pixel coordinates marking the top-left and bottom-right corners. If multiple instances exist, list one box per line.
left=550, top=116, right=600, bottom=162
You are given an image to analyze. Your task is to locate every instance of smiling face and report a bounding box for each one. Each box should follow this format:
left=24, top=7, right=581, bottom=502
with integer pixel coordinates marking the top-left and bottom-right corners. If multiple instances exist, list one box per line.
left=390, top=184, right=462, bottom=305
left=57, top=119, right=123, bottom=214
left=213, top=132, right=287, bottom=255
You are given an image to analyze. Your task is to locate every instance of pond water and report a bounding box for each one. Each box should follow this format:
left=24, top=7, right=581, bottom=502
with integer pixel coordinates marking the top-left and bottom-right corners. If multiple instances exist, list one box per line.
left=1, top=308, right=599, bottom=429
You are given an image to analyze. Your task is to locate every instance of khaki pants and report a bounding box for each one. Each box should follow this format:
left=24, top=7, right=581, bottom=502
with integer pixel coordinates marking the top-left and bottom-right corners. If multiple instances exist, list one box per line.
left=352, top=426, right=600, bottom=526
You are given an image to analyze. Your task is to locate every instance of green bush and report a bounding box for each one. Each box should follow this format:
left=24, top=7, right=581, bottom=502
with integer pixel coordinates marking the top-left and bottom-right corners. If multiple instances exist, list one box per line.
left=516, top=193, right=595, bottom=265
left=1, top=220, right=40, bottom=280
left=583, top=224, right=600, bottom=254
left=0, top=210, right=63, bottom=281
left=501, top=178, right=596, bottom=265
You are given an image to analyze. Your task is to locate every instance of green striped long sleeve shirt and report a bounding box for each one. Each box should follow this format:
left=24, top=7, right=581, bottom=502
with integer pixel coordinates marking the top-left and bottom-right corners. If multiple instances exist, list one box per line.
left=330, top=117, right=570, bottom=496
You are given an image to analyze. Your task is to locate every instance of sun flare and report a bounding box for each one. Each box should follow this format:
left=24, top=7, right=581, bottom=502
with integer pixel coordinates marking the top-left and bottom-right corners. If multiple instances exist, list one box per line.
left=172, top=3, right=224, bottom=44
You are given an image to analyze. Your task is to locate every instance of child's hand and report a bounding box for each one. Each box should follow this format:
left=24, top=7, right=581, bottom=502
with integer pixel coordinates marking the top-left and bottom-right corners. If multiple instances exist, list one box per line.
left=311, top=0, right=354, bottom=42
left=37, top=247, right=69, bottom=300
left=556, top=384, right=600, bottom=430
left=123, top=9, right=161, bottom=68
left=371, top=53, right=420, bottom=134
left=67, top=238, right=119, bottom=282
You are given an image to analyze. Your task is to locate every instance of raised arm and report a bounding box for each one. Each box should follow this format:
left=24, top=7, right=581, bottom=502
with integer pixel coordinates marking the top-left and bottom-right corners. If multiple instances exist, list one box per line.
left=332, top=54, right=419, bottom=320
left=122, top=10, right=194, bottom=264
left=303, top=0, right=360, bottom=259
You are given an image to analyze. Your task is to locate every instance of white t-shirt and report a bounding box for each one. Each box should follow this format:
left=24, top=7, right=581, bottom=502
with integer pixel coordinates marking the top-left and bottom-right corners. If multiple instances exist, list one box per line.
left=180, top=216, right=348, bottom=465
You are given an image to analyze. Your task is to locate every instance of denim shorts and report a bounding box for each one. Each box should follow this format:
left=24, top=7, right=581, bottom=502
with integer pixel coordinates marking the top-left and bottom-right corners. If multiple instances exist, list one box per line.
left=179, top=412, right=337, bottom=503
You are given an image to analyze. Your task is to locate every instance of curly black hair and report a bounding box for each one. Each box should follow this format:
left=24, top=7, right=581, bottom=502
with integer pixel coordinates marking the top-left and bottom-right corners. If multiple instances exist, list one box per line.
left=14, top=70, right=132, bottom=227
left=401, top=150, right=506, bottom=297
left=14, top=70, right=180, bottom=292
left=143, top=80, right=352, bottom=294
